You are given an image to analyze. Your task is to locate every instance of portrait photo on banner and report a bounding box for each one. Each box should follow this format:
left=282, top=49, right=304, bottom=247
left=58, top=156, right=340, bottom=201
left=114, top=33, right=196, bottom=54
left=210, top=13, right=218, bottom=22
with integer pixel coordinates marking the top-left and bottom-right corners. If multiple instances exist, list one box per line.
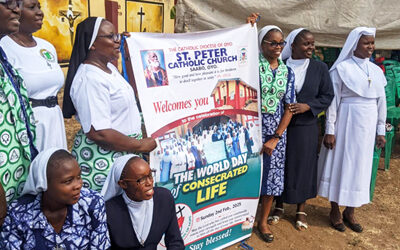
left=140, top=49, right=169, bottom=88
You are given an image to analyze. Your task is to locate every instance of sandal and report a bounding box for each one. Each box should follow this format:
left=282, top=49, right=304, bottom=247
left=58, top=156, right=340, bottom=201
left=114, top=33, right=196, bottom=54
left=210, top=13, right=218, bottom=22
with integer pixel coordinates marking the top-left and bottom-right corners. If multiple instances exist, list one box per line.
left=258, top=227, right=274, bottom=243
left=295, top=212, right=308, bottom=231
left=267, top=207, right=284, bottom=225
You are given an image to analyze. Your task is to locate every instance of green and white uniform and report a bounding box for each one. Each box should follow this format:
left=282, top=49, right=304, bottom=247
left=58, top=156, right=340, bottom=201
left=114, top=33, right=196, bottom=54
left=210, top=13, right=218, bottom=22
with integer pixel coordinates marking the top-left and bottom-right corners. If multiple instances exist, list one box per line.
left=0, top=49, right=36, bottom=202
left=72, top=130, right=142, bottom=191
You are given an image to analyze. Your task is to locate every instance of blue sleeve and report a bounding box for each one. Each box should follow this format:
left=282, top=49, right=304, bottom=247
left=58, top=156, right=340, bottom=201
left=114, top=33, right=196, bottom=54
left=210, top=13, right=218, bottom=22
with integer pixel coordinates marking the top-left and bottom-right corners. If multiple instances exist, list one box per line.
left=284, top=67, right=296, bottom=104
left=0, top=203, right=24, bottom=250
left=88, top=192, right=111, bottom=250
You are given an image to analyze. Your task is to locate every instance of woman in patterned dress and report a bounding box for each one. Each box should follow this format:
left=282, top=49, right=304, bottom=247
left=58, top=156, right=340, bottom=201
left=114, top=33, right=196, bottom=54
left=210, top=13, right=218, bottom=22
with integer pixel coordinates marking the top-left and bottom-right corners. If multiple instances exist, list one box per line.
left=0, top=148, right=110, bottom=249
left=0, top=0, right=38, bottom=203
left=247, top=13, right=296, bottom=242
left=62, top=17, right=156, bottom=191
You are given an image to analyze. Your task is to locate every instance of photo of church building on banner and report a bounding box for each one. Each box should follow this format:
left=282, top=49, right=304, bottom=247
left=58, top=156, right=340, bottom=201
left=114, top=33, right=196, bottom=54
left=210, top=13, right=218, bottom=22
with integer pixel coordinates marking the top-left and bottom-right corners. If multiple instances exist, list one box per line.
left=211, top=78, right=258, bottom=112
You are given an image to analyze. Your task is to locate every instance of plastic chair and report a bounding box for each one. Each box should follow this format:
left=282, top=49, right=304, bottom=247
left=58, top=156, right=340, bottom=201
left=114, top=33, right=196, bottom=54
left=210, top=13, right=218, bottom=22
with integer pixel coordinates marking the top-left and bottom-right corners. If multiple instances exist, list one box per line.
left=382, top=63, right=400, bottom=169
left=370, top=146, right=382, bottom=201
left=384, top=128, right=395, bottom=170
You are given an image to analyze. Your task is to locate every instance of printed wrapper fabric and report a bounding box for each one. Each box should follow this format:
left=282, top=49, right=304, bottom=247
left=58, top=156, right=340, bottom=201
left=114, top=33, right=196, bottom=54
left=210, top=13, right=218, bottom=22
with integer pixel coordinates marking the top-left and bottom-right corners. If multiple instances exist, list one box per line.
left=0, top=63, right=36, bottom=203
left=71, top=129, right=142, bottom=191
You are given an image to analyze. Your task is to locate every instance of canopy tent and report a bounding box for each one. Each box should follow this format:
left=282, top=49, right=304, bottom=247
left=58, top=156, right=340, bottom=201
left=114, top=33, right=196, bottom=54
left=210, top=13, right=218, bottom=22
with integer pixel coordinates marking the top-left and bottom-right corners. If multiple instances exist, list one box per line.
left=175, top=0, right=400, bottom=49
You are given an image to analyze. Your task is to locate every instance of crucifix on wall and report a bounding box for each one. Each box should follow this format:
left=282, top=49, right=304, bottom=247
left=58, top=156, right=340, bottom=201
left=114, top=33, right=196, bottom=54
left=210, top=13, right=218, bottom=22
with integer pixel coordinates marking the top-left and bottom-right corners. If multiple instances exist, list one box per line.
left=126, top=1, right=164, bottom=33
left=59, top=0, right=82, bottom=44
left=137, top=7, right=145, bottom=32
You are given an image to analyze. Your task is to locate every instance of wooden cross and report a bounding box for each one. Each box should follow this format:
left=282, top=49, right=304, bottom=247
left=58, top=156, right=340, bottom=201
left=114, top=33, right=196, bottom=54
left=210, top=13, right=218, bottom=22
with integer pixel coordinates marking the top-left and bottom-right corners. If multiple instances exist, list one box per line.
left=137, top=7, right=145, bottom=32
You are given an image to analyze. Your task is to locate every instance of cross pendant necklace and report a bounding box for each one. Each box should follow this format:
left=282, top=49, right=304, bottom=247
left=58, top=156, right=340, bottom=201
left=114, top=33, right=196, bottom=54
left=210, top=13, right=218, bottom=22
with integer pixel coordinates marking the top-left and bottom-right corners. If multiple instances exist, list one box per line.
left=352, top=57, right=372, bottom=87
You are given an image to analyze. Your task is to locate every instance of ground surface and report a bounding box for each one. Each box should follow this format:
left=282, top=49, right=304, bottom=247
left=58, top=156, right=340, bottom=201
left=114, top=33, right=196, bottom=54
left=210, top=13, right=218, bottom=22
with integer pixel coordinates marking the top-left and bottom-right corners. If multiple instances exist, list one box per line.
left=60, top=93, right=400, bottom=250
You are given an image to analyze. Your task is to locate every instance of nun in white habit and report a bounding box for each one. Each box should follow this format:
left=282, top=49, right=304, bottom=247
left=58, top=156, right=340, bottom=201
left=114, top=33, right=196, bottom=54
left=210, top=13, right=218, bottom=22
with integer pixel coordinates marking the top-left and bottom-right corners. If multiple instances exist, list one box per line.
left=317, top=27, right=386, bottom=233
left=101, top=155, right=184, bottom=249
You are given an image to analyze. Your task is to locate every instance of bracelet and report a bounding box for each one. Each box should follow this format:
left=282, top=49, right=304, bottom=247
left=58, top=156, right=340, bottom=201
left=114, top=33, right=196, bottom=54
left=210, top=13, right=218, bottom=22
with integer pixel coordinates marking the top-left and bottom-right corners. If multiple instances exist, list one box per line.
left=272, top=133, right=282, bottom=139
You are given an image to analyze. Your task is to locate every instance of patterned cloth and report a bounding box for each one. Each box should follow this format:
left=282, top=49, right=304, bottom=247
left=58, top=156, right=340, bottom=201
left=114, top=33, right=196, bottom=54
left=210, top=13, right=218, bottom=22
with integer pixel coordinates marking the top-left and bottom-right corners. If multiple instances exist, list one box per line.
left=0, top=47, right=37, bottom=203
left=259, top=54, right=288, bottom=114
left=261, top=66, right=296, bottom=196
left=71, top=129, right=142, bottom=191
left=0, top=188, right=110, bottom=250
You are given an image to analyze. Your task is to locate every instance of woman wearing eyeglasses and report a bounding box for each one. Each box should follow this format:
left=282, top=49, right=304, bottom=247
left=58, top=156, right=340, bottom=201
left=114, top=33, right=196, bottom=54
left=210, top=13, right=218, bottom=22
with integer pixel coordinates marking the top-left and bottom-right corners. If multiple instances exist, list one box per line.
left=247, top=13, right=296, bottom=243
left=62, top=17, right=157, bottom=191
left=0, top=0, right=38, bottom=203
left=101, top=155, right=184, bottom=249
left=0, top=0, right=67, bottom=152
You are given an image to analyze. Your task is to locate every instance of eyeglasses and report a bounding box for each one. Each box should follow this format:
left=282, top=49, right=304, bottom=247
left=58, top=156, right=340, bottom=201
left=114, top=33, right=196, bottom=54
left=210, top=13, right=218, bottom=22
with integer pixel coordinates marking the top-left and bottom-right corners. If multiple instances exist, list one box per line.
left=97, top=33, right=121, bottom=43
left=263, top=40, right=287, bottom=48
left=123, top=169, right=156, bottom=185
left=0, top=0, right=23, bottom=10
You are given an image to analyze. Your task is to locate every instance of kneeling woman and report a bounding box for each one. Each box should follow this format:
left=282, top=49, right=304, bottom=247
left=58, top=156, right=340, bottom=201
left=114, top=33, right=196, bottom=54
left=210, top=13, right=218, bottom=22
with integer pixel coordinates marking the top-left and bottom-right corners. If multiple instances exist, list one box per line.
left=102, top=155, right=184, bottom=249
left=0, top=148, right=110, bottom=249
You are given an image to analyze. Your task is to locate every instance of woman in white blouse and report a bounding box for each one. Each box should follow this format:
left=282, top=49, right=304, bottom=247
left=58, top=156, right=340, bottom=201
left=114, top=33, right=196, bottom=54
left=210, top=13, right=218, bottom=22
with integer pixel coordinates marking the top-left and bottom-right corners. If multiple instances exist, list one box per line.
left=0, top=0, right=67, bottom=151
left=63, top=17, right=156, bottom=191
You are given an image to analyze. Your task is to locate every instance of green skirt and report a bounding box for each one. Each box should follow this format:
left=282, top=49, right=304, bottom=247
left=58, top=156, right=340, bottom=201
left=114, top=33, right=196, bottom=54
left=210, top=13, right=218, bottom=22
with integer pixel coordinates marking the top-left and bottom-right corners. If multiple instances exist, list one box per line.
left=71, top=129, right=142, bottom=191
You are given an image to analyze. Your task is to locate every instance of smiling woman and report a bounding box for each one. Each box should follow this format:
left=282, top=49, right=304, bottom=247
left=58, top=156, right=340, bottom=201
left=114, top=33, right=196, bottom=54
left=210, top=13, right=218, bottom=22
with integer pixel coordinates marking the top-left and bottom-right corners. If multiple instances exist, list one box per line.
left=246, top=13, right=296, bottom=243
left=101, top=155, right=184, bottom=249
left=0, top=0, right=38, bottom=205
left=318, top=27, right=387, bottom=233
left=62, top=17, right=157, bottom=191
left=272, top=28, right=334, bottom=231
left=0, top=0, right=68, bottom=152
left=0, top=148, right=111, bottom=249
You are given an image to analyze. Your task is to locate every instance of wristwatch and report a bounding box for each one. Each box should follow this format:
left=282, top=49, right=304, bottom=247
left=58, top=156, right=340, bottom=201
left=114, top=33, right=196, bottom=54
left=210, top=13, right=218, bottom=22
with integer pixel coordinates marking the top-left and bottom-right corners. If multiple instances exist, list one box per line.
left=272, top=133, right=282, bottom=139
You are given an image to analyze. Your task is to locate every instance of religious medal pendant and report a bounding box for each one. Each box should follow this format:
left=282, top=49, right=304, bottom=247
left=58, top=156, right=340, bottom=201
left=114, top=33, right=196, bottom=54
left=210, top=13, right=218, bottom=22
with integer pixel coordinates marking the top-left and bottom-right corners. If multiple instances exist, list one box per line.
left=53, top=244, right=66, bottom=250
left=368, top=77, right=372, bottom=87
left=140, top=240, right=145, bottom=247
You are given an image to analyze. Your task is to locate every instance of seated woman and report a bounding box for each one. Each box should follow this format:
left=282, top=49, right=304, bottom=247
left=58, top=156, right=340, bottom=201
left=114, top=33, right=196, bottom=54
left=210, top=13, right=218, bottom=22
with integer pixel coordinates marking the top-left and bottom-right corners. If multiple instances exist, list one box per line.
left=62, top=17, right=156, bottom=191
left=101, top=155, right=184, bottom=249
left=0, top=148, right=110, bottom=249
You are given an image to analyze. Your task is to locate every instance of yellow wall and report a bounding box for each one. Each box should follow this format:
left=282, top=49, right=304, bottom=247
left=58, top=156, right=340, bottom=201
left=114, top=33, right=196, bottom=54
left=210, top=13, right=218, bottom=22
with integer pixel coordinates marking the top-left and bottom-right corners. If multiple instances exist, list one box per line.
left=36, top=0, right=174, bottom=67
left=89, top=0, right=106, bottom=17
left=91, top=0, right=175, bottom=33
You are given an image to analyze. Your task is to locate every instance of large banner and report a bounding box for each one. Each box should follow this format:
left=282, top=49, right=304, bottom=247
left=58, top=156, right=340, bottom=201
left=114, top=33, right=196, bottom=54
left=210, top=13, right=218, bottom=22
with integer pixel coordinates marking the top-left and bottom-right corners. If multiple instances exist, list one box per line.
left=126, top=24, right=262, bottom=249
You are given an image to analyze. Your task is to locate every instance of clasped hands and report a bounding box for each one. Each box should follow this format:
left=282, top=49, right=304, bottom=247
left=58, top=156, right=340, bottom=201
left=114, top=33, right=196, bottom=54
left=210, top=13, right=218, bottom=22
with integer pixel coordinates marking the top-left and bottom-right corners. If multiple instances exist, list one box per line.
left=288, top=103, right=310, bottom=115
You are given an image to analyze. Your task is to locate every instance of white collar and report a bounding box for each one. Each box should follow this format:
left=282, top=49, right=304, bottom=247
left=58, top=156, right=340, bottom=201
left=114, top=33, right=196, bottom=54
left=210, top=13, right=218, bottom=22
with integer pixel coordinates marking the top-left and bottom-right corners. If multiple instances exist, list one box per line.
left=287, top=57, right=309, bottom=65
left=122, top=192, right=154, bottom=246
left=352, top=55, right=369, bottom=65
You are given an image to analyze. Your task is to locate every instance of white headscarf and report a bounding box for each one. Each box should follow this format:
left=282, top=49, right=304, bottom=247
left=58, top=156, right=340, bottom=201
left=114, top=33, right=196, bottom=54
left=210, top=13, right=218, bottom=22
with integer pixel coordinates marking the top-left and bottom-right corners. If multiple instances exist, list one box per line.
left=21, top=148, right=61, bottom=196
left=101, top=154, right=139, bottom=201
left=283, top=28, right=310, bottom=93
left=100, top=154, right=153, bottom=246
left=281, top=28, right=305, bottom=60
left=88, top=17, right=104, bottom=49
left=258, top=25, right=282, bottom=52
left=330, top=27, right=376, bottom=71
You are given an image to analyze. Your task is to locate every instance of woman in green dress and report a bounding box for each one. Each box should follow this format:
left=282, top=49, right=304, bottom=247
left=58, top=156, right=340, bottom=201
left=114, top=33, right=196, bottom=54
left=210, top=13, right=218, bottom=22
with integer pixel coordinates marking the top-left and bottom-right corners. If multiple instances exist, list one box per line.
left=0, top=0, right=37, bottom=202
